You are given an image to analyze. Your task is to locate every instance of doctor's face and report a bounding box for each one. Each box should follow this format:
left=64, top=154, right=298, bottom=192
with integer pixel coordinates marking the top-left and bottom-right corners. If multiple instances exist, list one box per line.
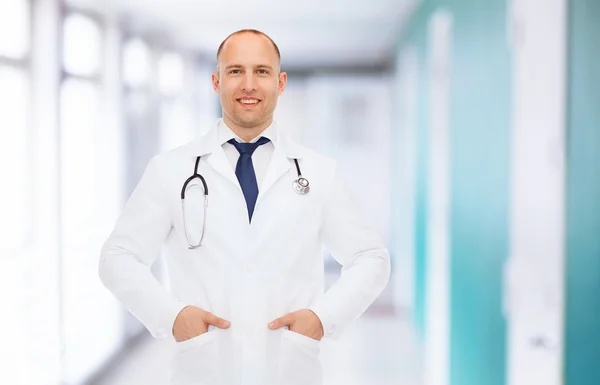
left=212, top=33, right=287, bottom=134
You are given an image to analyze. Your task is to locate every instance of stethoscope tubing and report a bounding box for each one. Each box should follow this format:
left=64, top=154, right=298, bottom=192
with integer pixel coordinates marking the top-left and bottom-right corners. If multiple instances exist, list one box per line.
left=181, top=156, right=309, bottom=249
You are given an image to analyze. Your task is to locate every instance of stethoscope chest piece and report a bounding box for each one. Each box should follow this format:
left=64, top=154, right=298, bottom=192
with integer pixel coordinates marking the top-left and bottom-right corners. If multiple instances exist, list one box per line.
left=293, top=177, right=310, bottom=194
left=291, top=159, right=310, bottom=194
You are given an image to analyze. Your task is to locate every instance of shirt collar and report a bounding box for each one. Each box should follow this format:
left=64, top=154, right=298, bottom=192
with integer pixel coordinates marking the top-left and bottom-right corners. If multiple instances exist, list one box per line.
left=189, top=118, right=306, bottom=159
left=218, top=119, right=277, bottom=146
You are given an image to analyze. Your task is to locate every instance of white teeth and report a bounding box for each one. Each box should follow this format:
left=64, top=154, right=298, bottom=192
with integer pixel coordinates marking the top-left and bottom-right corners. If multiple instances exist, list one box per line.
left=240, top=99, right=259, bottom=104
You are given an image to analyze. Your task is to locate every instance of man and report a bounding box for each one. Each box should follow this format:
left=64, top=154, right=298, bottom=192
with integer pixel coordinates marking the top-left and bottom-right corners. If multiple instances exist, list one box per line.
left=99, top=29, right=390, bottom=385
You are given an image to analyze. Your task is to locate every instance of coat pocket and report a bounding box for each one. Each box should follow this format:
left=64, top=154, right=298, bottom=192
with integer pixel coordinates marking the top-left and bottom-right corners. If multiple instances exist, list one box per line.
left=171, top=329, right=222, bottom=385
left=276, top=328, right=323, bottom=385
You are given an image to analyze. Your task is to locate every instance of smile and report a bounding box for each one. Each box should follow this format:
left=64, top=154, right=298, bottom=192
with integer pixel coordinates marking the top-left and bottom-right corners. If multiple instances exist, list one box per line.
left=237, top=98, right=261, bottom=107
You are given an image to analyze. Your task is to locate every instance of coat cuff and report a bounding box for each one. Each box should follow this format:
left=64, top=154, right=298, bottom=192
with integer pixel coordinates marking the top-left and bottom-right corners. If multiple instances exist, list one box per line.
left=308, top=302, right=339, bottom=340
left=154, top=300, right=189, bottom=340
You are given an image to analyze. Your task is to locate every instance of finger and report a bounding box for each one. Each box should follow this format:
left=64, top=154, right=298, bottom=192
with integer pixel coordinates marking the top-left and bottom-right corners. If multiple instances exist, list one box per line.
left=269, top=313, right=294, bottom=330
left=204, top=312, right=231, bottom=329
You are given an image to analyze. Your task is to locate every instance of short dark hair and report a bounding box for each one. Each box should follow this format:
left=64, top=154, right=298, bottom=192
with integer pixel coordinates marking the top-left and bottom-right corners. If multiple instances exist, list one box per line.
left=216, top=29, right=281, bottom=72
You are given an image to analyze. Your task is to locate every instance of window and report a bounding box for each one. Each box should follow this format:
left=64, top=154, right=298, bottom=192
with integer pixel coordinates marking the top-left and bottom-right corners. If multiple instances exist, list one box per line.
left=158, top=51, right=184, bottom=96
left=160, top=95, right=194, bottom=151
left=62, top=13, right=102, bottom=77
left=158, top=51, right=194, bottom=151
left=60, top=11, right=103, bottom=239
left=0, top=0, right=30, bottom=59
left=60, top=13, right=124, bottom=384
left=0, top=0, right=31, bottom=251
left=0, top=66, right=30, bottom=250
left=123, top=38, right=151, bottom=88
left=59, top=78, right=100, bottom=233
left=122, top=37, right=157, bottom=190
left=0, top=1, right=33, bottom=382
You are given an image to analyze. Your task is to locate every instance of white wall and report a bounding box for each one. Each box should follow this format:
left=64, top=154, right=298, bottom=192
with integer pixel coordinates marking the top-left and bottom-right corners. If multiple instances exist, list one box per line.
left=424, top=9, right=452, bottom=385
left=506, top=0, right=567, bottom=383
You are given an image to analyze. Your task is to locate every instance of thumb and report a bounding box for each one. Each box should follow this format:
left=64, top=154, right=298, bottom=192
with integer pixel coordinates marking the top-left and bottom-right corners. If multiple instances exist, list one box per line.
left=203, top=312, right=231, bottom=329
left=269, top=313, right=294, bottom=330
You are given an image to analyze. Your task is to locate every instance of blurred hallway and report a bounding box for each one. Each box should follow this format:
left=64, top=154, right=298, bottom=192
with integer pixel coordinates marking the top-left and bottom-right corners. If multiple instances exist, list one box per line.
left=3, top=0, right=600, bottom=384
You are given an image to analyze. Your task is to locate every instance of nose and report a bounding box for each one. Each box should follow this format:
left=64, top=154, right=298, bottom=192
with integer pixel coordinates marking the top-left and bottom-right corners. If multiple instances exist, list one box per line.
left=241, top=72, right=257, bottom=92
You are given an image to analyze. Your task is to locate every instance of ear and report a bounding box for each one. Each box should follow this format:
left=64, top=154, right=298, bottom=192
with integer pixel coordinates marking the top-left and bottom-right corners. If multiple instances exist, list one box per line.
left=212, top=72, right=220, bottom=93
left=278, top=72, right=287, bottom=96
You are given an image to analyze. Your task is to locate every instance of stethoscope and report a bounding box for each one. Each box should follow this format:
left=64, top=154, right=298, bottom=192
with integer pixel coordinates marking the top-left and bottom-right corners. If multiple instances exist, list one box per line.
left=181, top=156, right=309, bottom=249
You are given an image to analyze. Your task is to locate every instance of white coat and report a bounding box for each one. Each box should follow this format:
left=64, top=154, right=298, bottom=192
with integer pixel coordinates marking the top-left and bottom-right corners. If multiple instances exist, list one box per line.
left=98, top=118, right=391, bottom=385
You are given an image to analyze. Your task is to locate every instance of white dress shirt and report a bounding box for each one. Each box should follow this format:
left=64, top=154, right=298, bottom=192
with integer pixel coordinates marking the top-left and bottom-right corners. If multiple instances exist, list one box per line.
left=218, top=119, right=276, bottom=188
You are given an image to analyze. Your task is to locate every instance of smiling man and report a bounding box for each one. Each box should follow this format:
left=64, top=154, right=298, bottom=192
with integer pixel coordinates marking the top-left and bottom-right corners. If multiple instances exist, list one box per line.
left=99, top=29, right=390, bottom=385
left=214, top=30, right=284, bottom=141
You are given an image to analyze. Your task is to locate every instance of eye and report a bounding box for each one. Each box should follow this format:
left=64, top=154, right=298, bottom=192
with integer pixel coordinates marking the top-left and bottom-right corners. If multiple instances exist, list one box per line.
left=229, top=69, right=241, bottom=74
left=257, top=69, right=269, bottom=75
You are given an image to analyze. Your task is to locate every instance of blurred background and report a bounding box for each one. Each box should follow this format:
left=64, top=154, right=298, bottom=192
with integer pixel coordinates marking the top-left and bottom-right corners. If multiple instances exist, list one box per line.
left=1, top=0, right=599, bottom=384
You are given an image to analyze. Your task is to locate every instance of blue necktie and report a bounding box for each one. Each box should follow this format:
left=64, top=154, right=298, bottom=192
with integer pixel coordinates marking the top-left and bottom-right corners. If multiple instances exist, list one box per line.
left=228, top=137, right=271, bottom=222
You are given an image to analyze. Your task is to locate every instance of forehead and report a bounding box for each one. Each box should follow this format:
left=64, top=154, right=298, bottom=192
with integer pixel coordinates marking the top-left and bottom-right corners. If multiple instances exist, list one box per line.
left=219, top=33, right=279, bottom=66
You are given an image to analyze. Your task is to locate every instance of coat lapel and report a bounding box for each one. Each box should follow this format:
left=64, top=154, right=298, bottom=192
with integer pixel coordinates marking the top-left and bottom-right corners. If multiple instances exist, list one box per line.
left=190, top=120, right=240, bottom=189
left=256, top=144, right=291, bottom=205
left=206, top=149, right=239, bottom=188
left=256, top=125, right=307, bottom=206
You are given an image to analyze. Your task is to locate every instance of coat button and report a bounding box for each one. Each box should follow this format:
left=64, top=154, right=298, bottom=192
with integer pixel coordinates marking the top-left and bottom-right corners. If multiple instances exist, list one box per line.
left=328, top=324, right=336, bottom=335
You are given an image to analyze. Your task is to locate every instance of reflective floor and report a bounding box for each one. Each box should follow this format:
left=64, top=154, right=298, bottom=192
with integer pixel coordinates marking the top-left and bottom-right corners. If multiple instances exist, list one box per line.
left=91, top=312, right=423, bottom=385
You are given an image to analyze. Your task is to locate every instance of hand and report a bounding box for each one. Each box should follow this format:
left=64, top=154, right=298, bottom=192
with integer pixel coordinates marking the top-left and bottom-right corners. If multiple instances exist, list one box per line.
left=268, top=309, right=324, bottom=341
left=172, top=306, right=231, bottom=342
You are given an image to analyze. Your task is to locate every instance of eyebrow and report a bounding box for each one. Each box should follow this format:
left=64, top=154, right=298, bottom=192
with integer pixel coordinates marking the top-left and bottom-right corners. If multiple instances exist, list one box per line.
left=224, top=64, right=274, bottom=71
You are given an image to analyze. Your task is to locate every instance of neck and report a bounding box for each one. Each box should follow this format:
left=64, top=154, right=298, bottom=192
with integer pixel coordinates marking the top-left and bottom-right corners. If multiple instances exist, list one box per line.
left=223, top=115, right=273, bottom=142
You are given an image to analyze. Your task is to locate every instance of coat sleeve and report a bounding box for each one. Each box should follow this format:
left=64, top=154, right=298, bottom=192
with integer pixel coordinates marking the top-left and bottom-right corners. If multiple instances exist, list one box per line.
left=309, top=163, right=391, bottom=340
left=98, top=155, right=187, bottom=339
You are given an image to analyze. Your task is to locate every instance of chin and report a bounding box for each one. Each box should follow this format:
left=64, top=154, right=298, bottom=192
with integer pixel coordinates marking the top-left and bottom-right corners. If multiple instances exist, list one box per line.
left=235, top=116, right=265, bottom=128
